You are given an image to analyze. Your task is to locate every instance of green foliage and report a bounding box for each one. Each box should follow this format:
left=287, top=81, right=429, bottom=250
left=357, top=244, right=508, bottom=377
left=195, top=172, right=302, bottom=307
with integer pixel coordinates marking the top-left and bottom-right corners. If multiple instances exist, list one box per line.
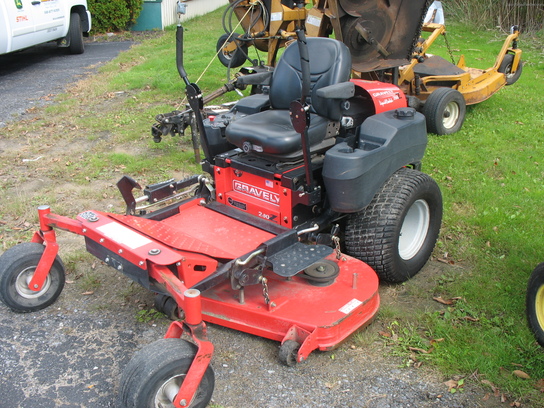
left=88, top=0, right=143, bottom=33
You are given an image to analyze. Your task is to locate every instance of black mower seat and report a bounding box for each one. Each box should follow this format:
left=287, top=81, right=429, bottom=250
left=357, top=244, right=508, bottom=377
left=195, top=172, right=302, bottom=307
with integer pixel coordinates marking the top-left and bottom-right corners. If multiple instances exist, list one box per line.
left=225, top=37, right=352, bottom=158
left=413, top=55, right=466, bottom=77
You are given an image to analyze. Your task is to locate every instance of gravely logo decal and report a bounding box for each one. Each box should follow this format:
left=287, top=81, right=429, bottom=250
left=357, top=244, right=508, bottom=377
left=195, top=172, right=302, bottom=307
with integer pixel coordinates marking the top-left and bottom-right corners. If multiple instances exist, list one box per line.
left=233, top=181, right=280, bottom=204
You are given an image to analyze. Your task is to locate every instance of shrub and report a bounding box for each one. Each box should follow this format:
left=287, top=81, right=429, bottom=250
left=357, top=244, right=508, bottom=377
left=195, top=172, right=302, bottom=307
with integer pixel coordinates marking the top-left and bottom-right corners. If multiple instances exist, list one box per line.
left=88, top=0, right=143, bottom=33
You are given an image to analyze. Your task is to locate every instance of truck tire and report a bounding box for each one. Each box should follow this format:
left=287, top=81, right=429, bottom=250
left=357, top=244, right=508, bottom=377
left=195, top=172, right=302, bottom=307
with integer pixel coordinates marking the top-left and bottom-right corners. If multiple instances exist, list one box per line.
left=345, top=168, right=442, bottom=283
left=498, top=54, right=523, bottom=85
left=68, top=13, right=84, bottom=55
left=423, top=87, right=466, bottom=135
left=526, top=263, right=544, bottom=347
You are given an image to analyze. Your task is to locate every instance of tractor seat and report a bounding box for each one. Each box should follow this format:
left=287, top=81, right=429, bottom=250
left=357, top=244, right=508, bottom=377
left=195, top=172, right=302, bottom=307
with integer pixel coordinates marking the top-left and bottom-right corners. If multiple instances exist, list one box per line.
left=225, top=37, right=353, bottom=159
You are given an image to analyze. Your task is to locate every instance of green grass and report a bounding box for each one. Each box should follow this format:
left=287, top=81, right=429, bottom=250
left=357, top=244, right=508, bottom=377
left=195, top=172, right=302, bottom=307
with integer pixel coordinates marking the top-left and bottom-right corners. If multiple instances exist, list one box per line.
left=1, top=5, right=543, bottom=404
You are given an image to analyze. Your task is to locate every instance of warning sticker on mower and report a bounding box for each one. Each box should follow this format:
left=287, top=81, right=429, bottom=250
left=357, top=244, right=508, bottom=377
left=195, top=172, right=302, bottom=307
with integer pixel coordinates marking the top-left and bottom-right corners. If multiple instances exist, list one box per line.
left=97, top=222, right=152, bottom=250
left=339, top=299, right=363, bottom=314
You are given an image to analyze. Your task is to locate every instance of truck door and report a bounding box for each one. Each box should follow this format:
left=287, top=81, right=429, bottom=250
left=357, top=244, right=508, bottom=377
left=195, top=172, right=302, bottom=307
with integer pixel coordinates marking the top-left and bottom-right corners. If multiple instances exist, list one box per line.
left=5, top=0, right=65, bottom=53
left=29, top=0, right=65, bottom=42
left=4, top=0, right=36, bottom=53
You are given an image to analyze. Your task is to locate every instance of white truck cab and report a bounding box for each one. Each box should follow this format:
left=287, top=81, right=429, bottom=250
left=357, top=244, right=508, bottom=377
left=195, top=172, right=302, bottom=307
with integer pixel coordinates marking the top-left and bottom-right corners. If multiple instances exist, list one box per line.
left=0, top=0, right=91, bottom=55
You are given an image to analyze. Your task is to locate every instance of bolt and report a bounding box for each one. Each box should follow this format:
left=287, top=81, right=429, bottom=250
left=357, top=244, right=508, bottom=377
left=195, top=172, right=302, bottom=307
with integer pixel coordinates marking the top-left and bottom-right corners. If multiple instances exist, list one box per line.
left=34, top=284, right=39, bottom=289
left=118, top=249, right=123, bottom=254
left=99, top=238, right=104, bottom=243
left=82, top=228, right=87, bottom=233
left=179, top=400, right=187, bottom=407
left=139, top=261, right=144, bottom=266
left=117, top=265, right=123, bottom=271
left=148, top=249, right=161, bottom=256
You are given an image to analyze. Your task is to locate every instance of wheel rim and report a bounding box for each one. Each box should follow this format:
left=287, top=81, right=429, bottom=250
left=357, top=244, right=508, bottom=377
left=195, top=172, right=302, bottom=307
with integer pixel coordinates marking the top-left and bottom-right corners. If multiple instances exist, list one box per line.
left=442, top=101, right=460, bottom=129
left=15, top=266, right=51, bottom=299
left=535, top=285, right=544, bottom=332
left=504, top=63, right=514, bottom=79
left=399, top=199, right=430, bottom=260
left=155, top=374, right=185, bottom=407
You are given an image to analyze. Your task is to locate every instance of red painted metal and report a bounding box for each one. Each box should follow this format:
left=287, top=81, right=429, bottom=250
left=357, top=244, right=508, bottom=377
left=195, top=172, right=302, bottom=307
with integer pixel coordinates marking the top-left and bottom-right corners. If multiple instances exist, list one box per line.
left=352, top=79, right=408, bottom=114
left=163, top=320, right=214, bottom=408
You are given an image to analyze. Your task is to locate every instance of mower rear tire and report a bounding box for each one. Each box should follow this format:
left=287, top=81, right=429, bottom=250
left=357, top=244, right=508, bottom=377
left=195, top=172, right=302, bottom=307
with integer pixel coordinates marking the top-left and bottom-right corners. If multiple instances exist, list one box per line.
left=217, top=33, right=247, bottom=68
left=345, top=168, right=442, bottom=283
left=119, top=338, right=214, bottom=408
left=423, top=87, right=466, bottom=135
left=498, top=54, right=523, bottom=85
left=526, top=263, right=544, bottom=347
left=0, top=242, right=65, bottom=312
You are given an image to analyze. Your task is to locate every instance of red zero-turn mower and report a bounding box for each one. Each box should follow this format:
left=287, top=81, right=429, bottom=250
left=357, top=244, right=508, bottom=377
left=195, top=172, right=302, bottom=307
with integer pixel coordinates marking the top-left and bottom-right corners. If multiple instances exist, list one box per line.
left=0, top=13, right=443, bottom=408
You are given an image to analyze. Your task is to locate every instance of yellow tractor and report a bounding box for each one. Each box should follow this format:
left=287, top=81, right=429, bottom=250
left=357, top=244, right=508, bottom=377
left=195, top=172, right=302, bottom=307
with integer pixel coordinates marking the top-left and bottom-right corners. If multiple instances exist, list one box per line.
left=217, top=0, right=523, bottom=135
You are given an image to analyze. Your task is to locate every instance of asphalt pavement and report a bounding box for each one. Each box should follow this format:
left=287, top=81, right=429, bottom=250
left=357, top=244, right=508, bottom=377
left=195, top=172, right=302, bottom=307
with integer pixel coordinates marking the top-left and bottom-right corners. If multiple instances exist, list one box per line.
left=0, top=40, right=133, bottom=126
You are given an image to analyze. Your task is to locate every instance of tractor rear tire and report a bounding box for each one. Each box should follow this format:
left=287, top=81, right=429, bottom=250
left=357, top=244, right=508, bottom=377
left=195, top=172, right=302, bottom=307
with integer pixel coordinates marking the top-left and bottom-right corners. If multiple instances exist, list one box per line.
left=345, top=168, right=442, bottom=283
left=423, top=87, right=466, bottom=135
left=498, top=54, right=523, bottom=85
left=0, top=242, right=65, bottom=312
left=217, top=33, right=247, bottom=68
left=526, top=263, right=544, bottom=347
left=119, top=338, right=214, bottom=408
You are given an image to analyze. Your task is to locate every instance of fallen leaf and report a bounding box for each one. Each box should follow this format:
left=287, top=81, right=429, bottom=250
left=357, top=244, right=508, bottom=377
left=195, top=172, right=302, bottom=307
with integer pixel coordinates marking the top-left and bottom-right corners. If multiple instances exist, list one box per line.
left=433, top=296, right=454, bottom=305
left=444, top=379, right=458, bottom=391
left=379, top=330, right=391, bottom=338
left=409, top=346, right=433, bottom=354
left=513, top=370, right=530, bottom=379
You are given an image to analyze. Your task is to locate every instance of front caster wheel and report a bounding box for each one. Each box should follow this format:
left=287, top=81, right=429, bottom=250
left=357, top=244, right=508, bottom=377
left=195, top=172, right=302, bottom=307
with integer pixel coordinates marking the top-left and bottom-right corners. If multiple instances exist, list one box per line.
left=0, top=242, right=65, bottom=312
left=526, top=263, right=544, bottom=347
left=346, top=168, right=443, bottom=283
left=119, top=338, right=214, bottom=408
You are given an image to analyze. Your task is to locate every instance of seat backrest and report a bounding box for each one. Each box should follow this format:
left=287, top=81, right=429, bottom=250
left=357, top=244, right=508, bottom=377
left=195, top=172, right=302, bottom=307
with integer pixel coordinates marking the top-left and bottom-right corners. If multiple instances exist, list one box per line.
left=269, top=37, right=352, bottom=121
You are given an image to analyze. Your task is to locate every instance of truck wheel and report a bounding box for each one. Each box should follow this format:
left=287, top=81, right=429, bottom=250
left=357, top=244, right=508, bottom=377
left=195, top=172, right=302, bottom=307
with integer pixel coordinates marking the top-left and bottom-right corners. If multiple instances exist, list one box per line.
left=68, top=13, right=84, bottom=55
left=345, top=168, right=442, bottom=283
left=217, top=33, right=247, bottom=68
left=423, top=88, right=466, bottom=135
left=526, top=263, right=544, bottom=347
left=498, top=54, right=523, bottom=85
left=0, top=242, right=65, bottom=312
left=119, top=338, right=214, bottom=408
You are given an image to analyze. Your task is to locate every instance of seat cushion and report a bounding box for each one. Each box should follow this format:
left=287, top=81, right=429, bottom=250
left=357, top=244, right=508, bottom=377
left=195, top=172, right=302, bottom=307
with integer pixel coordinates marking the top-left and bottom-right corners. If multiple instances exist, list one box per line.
left=226, top=109, right=329, bottom=156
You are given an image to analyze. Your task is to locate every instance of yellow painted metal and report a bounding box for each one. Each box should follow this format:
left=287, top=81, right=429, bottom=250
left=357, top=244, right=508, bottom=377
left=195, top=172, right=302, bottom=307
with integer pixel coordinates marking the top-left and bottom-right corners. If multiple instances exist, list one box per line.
left=397, top=24, right=522, bottom=105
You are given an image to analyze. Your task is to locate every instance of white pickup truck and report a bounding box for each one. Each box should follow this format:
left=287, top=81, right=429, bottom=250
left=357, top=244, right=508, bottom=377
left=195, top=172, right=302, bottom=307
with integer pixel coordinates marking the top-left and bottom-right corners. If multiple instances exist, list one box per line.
left=0, top=0, right=91, bottom=55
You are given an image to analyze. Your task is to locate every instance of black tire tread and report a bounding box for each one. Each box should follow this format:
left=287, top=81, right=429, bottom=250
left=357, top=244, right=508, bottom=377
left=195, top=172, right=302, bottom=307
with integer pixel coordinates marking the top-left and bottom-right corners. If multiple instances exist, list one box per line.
left=345, top=168, right=442, bottom=283
left=119, top=338, right=214, bottom=408
left=526, top=263, right=544, bottom=347
left=0, top=242, right=65, bottom=312
left=423, top=87, right=466, bottom=135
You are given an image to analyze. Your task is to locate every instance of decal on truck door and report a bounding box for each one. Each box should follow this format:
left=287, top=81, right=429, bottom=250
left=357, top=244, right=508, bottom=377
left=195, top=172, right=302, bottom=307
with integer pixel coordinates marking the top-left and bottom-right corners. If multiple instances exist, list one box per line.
left=14, top=0, right=23, bottom=10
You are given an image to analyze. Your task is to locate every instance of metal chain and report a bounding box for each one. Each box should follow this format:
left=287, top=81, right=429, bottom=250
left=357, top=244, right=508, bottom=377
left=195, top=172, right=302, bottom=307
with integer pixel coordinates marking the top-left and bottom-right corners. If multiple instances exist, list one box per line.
left=261, top=277, right=270, bottom=305
left=443, top=31, right=456, bottom=64
left=332, top=236, right=342, bottom=260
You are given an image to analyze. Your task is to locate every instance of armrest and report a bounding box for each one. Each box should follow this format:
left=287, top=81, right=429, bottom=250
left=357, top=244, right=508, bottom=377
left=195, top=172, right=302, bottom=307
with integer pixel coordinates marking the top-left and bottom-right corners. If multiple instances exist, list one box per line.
left=316, top=82, right=355, bottom=99
left=236, top=71, right=273, bottom=86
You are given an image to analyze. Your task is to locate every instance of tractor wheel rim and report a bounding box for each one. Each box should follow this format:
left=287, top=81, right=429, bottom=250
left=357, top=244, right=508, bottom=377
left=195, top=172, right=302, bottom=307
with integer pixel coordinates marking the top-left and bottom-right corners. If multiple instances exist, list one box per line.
left=15, top=267, right=51, bottom=299
left=443, top=101, right=460, bottom=129
left=505, top=63, right=514, bottom=78
left=399, top=199, right=430, bottom=260
left=155, top=374, right=188, bottom=407
left=535, top=285, right=544, bottom=331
